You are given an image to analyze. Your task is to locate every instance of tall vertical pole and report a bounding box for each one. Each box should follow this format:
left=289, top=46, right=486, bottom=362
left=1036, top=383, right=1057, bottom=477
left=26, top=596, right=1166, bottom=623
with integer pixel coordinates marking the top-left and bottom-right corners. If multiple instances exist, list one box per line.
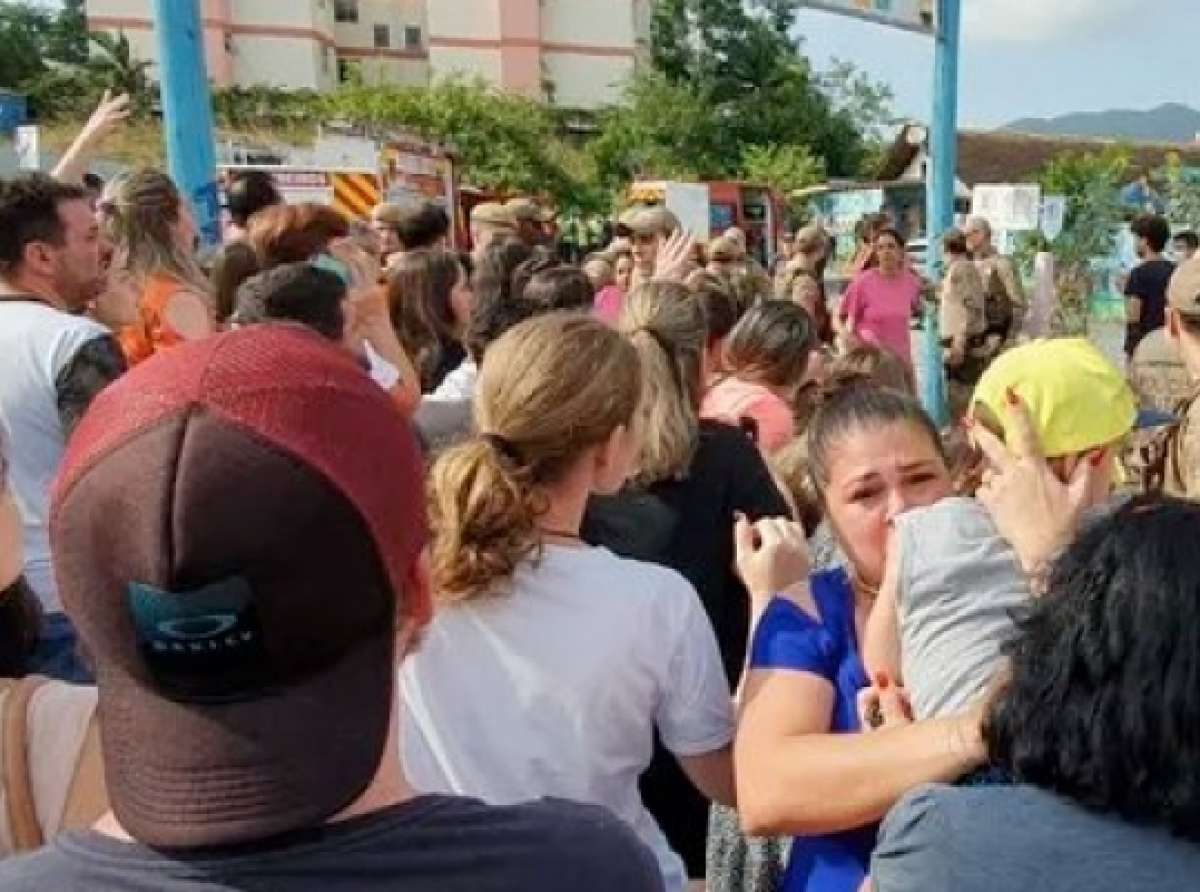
left=152, top=0, right=220, bottom=248
left=921, top=0, right=961, bottom=427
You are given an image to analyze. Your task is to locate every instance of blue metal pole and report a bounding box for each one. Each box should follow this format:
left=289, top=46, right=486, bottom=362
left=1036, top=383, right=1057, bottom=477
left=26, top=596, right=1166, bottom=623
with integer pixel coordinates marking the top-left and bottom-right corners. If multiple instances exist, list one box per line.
left=921, top=0, right=961, bottom=427
left=152, top=0, right=220, bottom=248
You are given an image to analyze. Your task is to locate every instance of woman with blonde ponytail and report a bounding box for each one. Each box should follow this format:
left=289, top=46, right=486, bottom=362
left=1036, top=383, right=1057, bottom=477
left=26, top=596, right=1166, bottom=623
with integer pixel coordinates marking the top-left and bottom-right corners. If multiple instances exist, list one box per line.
left=581, top=281, right=791, bottom=879
left=402, top=313, right=735, bottom=892
left=97, top=169, right=213, bottom=365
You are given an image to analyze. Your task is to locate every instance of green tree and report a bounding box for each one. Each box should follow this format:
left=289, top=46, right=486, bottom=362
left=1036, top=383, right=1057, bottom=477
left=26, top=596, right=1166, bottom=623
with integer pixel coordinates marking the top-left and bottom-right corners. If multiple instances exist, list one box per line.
left=0, top=0, right=92, bottom=89
left=323, top=78, right=598, bottom=213
left=740, top=144, right=826, bottom=195
left=587, top=73, right=723, bottom=190
left=1162, top=152, right=1200, bottom=234
left=636, top=0, right=881, bottom=181
left=48, top=0, right=89, bottom=65
left=87, top=31, right=154, bottom=104
left=1016, top=146, right=1131, bottom=334
left=0, top=2, right=52, bottom=89
left=819, top=57, right=899, bottom=142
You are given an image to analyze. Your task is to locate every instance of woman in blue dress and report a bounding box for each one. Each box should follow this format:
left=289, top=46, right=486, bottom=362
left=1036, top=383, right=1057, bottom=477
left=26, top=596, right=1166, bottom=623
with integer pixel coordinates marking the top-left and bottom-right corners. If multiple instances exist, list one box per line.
left=735, top=384, right=988, bottom=892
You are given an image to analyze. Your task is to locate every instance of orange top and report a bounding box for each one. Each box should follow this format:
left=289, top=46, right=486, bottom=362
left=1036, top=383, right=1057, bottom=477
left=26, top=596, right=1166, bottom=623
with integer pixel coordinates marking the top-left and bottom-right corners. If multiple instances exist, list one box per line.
left=118, top=276, right=188, bottom=367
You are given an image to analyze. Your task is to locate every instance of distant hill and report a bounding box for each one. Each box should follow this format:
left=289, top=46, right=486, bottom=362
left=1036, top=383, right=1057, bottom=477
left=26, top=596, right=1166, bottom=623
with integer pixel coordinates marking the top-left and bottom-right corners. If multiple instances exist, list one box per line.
left=1002, top=103, right=1200, bottom=144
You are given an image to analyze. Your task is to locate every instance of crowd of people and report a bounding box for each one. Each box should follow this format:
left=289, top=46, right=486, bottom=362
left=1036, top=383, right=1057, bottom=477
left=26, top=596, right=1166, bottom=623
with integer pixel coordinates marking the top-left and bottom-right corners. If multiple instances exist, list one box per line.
left=0, top=98, right=1199, bottom=891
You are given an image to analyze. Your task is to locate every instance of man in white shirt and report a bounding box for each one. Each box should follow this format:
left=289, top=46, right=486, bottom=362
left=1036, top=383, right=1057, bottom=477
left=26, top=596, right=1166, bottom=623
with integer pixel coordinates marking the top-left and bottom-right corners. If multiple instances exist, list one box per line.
left=0, top=174, right=122, bottom=680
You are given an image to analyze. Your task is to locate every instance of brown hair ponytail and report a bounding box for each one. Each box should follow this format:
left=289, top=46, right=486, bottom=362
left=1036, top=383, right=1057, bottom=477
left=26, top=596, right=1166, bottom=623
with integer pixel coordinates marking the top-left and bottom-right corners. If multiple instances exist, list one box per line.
left=429, top=313, right=641, bottom=602
left=619, top=282, right=706, bottom=486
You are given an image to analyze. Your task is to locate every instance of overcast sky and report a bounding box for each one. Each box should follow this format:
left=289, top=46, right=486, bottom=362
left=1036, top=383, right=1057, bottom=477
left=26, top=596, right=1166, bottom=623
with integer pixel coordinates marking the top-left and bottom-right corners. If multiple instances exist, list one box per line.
left=796, top=0, right=1193, bottom=129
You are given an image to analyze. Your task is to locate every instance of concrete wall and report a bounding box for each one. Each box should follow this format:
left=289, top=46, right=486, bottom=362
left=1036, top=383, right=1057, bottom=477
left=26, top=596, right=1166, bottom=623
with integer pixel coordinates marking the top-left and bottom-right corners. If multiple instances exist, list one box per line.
left=426, top=0, right=499, bottom=43
left=334, top=0, right=425, bottom=50
left=231, top=35, right=330, bottom=90
left=427, top=46, right=502, bottom=85
left=540, top=0, right=637, bottom=47
left=86, top=0, right=644, bottom=105
left=228, top=0, right=325, bottom=30
left=544, top=52, right=635, bottom=109
left=342, top=57, right=429, bottom=88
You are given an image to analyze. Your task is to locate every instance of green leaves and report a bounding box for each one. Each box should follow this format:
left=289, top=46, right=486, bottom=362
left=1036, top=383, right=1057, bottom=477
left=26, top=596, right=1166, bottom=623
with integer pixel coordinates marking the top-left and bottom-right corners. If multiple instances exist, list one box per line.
left=624, top=0, right=887, bottom=194
left=0, top=1, right=55, bottom=90
left=739, top=144, right=826, bottom=195
left=86, top=31, right=154, bottom=111
left=1162, top=152, right=1200, bottom=233
left=321, top=78, right=598, bottom=213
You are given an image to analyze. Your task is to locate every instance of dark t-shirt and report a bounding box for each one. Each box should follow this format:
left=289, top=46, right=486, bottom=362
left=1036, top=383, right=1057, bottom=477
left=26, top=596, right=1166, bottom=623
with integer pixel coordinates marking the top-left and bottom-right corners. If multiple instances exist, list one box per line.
left=873, top=783, right=1200, bottom=892
left=0, top=795, right=664, bottom=892
left=582, top=421, right=790, bottom=683
left=1125, top=258, right=1175, bottom=354
left=581, top=420, right=789, bottom=876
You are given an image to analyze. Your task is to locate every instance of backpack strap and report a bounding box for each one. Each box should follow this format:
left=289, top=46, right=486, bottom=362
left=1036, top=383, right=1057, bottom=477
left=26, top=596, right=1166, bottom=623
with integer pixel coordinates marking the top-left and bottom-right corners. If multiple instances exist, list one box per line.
left=1140, top=388, right=1200, bottom=495
left=59, top=714, right=106, bottom=832
left=3, top=675, right=50, bottom=853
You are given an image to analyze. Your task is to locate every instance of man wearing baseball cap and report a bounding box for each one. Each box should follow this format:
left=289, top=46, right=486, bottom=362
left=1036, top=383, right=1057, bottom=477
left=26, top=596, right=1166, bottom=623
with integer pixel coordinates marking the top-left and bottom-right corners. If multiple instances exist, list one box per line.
left=617, top=204, right=682, bottom=286
left=468, top=201, right=516, bottom=260
left=0, top=325, right=662, bottom=890
left=505, top=196, right=554, bottom=248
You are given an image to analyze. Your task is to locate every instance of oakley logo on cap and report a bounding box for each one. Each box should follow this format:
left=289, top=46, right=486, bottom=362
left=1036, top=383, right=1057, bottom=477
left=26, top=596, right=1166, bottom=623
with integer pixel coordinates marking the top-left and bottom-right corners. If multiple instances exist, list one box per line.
left=128, top=577, right=269, bottom=702
left=155, top=613, right=242, bottom=645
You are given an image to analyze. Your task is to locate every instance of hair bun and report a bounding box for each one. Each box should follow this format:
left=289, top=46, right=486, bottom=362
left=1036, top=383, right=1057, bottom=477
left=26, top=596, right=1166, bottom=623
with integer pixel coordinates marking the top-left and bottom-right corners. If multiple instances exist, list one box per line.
left=816, top=368, right=877, bottom=404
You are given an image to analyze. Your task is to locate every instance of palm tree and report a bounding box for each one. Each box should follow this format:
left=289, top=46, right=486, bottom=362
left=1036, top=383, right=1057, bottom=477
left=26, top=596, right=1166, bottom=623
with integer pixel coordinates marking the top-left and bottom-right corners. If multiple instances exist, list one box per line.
left=87, top=31, right=152, bottom=103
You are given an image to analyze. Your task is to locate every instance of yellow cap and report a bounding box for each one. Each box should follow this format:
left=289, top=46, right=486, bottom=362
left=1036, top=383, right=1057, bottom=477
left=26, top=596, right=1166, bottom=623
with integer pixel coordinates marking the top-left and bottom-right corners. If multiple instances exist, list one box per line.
left=972, top=338, right=1137, bottom=458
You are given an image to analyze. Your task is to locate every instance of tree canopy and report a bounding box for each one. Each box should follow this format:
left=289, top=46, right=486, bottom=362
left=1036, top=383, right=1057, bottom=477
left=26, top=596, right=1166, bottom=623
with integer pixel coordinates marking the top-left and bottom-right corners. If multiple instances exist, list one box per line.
left=620, top=0, right=890, bottom=180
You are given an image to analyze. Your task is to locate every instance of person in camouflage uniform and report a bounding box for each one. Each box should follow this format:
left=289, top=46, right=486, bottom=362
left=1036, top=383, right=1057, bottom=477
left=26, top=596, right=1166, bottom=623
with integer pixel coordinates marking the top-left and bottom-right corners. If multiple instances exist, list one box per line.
left=965, top=216, right=1027, bottom=344
left=1143, top=259, right=1200, bottom=496
left=939, top=229, right=989, bottom=420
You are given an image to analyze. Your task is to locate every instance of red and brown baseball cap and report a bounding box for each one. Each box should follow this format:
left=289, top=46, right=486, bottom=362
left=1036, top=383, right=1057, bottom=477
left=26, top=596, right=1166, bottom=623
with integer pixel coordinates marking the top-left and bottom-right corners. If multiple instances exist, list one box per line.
left=50, top=325, right=428, bottom=849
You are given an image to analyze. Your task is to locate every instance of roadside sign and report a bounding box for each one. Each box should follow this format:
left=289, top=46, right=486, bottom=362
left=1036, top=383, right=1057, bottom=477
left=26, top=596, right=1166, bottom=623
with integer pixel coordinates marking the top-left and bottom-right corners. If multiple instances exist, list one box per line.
left=1040, top=195, right=1066, bottom=242
left=971, top=184, right=1042, bottom=232
left=15, top=125, right=39, bottom=171
left=800, top=0, right=936, bottom=35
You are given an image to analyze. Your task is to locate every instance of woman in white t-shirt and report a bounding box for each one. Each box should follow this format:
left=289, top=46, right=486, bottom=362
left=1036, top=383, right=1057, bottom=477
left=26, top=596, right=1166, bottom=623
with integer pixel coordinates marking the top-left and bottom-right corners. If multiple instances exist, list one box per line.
left=401, top=313, right=736, bottom=892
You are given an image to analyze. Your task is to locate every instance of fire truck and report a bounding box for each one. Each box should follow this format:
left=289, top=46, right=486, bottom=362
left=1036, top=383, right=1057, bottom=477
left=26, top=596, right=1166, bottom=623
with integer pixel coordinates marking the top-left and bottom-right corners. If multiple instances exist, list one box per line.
left=218, top=132, right=465, bottom=247
left=628, top=180, right=786, bottom=268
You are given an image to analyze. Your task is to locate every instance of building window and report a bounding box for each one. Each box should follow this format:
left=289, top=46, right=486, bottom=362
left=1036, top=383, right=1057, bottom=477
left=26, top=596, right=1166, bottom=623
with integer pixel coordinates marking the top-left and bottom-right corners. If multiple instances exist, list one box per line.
left=404, top=25, right=422, bottom=49
left=334, top=0, right=358, bottom=23
left=338, top=59, right=362, bottom=84
left=374, top=24, right=390, bottom=49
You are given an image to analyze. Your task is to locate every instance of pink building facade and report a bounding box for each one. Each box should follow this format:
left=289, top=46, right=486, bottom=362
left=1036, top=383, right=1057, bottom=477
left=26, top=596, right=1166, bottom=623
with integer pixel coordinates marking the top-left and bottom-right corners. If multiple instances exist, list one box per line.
left=85, top=0, right=649, bottom=109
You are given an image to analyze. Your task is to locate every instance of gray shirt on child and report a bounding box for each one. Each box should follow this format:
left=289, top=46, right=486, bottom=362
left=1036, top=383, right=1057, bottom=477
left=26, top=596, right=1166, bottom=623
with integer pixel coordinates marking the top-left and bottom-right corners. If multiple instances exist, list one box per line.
left=895, top=497, right=1030, bottom=718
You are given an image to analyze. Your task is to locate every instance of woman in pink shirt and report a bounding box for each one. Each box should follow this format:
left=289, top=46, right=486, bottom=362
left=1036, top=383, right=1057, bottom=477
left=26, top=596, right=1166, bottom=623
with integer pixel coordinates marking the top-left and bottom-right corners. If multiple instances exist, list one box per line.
left=701, top=300, right=821, bottom=454
left=593, top=249, right=634, bottom=325
left=838, top=228, right=924, bottom=367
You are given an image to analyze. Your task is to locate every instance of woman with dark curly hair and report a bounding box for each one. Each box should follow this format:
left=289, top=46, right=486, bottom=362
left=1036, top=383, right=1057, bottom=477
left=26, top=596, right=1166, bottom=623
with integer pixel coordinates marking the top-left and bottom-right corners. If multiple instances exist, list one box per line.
left=871, top=496, right=1200, bottom=891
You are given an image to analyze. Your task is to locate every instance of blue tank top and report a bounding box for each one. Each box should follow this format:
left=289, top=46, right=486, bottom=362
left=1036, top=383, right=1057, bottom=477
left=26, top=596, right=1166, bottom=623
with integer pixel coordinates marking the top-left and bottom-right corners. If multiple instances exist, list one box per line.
left=748, top=569, right=875, bottom=892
